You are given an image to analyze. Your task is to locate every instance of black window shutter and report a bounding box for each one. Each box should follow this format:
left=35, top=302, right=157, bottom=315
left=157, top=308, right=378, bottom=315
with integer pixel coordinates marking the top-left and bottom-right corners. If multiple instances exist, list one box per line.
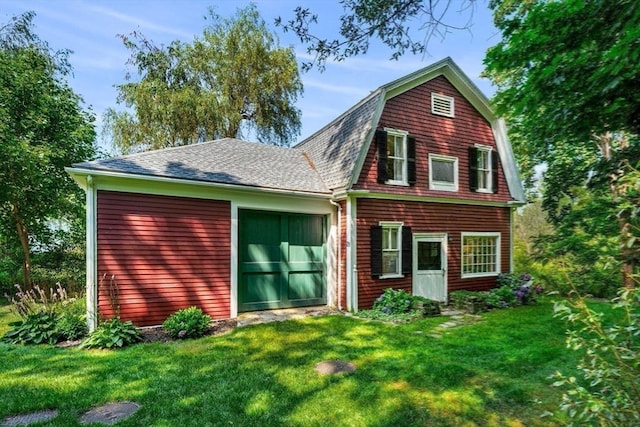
left=468, top=147, right=478, bottom=191
left=376, top=130, right=388, bottom=183
left=407, top=136, right=416, bottom=186
left=491, top=150, right=499, bottom=193
left=401, top=226, right=412, bottom=275
left=370, top=226, right=383, bottom=277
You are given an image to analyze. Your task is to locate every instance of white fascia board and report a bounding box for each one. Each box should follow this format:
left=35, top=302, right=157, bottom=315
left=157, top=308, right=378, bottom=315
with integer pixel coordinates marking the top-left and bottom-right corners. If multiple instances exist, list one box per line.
left=65, top=167, right=335, bottom=215
left=347, top=190, right=516, bottom=208
left=492, top=119, right=526, bottom=203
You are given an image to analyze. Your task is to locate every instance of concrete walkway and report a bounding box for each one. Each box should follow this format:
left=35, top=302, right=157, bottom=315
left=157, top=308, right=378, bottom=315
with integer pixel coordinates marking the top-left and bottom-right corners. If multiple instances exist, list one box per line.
left=237, top=306, right=339, bottom=327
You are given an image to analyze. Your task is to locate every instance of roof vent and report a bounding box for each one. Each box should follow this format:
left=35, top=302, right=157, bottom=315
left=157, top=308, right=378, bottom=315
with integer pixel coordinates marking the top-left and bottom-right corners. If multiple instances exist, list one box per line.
left=431, top=93, right=455, bottom=117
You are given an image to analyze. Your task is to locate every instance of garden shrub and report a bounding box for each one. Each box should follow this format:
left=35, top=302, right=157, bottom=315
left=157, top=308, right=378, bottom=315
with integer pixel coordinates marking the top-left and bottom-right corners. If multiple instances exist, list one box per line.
left=81, top=318, right=141, bottom=349
left=56, top=297, right=87, bottom=340
left=2, top=312, right=60, bottom=345
left=552, top=287, right=640, bottom=425
left=486, top=285, right=517, bottom=308
left=2, top=283, right=86, bottom=344
left=163, top=306, right=212, bottom=339
left=372, top=288, right=413, bottom=315
left=356, top=289, right=439, bottom=322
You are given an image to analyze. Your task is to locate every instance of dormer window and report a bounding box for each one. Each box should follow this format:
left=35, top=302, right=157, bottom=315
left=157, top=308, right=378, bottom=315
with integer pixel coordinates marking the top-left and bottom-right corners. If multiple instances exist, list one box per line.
left=431, top=93, right=455, bottom=117
left=376, top=129, right=416, bottom=186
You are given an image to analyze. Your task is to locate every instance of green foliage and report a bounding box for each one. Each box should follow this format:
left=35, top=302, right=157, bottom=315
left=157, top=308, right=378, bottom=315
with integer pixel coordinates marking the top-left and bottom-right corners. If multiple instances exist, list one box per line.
left=357, top=288, right=440, bottom=322
left=2, top=312, right=60, bottom=345
left=163, top=306, right=212, bottom=339
left=106, top=4, right=302, bottom=152
left=486, top=1, right=640, bottom=289
left=486, top=285, right=516, bottom=309
left=552, top=288, right=640, bottom=425
left=81, top=318, right=141, bottom=349
left=56, top=297, right=87, bottom=340
left=2, top=283, right=87, bottom=344
left=0, top=12, right=96, bottom=287
left=276, top=0, right=476, bottom=71
left=372, top=288, right=413, bottom=315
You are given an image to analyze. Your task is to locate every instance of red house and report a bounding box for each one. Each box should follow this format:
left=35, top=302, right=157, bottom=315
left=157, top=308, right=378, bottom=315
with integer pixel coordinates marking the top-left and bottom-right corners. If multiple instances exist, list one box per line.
left=67, top=58, right=525, bottom=329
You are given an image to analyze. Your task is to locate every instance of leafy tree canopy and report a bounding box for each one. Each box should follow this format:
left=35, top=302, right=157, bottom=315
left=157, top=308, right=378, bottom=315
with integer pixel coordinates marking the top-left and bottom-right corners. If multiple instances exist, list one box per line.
left=276, top=0, right=477, bottom=71
left=484, top=0, right=640, bottom=287
left=0, top=12, right=96, bottom=286
left=484, top=0, right=640, bottom=182
left=105, top=4, right=303, bottom=153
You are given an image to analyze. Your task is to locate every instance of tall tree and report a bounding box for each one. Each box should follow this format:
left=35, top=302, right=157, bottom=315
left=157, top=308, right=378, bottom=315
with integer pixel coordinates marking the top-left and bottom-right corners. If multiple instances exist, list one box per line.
left=0, top=12, right=96, bottom=287
left=105, top=4, right=302, bottom=153
left=484, top=0, right=640, bottom=287
left=277, top=0, right=477, bottom=71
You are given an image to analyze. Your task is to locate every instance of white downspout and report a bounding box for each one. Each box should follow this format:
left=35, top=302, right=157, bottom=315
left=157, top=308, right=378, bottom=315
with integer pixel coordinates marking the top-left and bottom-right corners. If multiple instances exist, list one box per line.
left=345, top=196, right=358, bottom=312
left=329, top=199, right=342, bottom=311
left=85, top=175, right=98, bottom=332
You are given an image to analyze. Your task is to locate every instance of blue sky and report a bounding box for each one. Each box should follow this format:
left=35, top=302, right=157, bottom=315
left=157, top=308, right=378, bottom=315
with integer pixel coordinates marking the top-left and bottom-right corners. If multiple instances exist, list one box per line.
left=2, top=0, right=501, bottom=148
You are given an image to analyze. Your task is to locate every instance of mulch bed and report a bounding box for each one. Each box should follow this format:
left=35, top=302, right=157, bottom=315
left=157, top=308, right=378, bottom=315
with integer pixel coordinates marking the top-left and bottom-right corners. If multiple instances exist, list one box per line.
left=138, top=319, right=238, bottom=343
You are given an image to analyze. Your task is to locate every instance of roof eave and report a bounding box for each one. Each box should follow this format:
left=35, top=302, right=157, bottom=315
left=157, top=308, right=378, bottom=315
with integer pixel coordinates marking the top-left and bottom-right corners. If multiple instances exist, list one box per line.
left=65, top=166, right=333, bottom=199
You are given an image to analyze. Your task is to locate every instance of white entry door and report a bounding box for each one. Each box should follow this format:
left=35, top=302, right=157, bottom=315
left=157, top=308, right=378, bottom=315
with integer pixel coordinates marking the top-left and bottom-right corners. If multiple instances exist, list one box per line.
left=412, top=233, right=447, bottom=302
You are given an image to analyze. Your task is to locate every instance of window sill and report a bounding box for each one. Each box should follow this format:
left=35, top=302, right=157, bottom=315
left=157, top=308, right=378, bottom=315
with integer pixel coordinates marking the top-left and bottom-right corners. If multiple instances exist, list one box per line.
left=379, top=274, right=404, bottom=280
left=430, top=184, right=458, bottom=192
left=474, top=189, right=493, bottom=194
left=385, top=181, right=410, bottom=187
left=461, top=272, right=499, bottom=279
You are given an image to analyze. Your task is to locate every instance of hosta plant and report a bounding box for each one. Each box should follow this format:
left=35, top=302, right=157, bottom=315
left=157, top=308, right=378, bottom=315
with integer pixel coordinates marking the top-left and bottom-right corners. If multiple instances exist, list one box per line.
left=163, top=306, right=212, bottom=339
left=81, top=318, right=141, bottom=349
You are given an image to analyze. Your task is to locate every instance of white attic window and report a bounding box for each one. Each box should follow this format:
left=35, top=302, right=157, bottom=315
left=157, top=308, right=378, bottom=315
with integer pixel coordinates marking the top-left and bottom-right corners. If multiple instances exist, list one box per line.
left=431, top=93, right=455, bottom=117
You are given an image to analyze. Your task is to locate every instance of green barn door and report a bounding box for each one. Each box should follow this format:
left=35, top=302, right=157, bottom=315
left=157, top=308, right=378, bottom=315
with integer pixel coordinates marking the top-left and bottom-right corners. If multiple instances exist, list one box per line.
left=239, top=210, right=326, bottom=312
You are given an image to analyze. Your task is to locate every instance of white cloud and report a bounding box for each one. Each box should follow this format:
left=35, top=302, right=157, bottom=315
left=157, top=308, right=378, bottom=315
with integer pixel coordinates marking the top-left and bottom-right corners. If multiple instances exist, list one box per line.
left=303, top=79, right=369, bottom=97
left=86, top=4, right=193, bottom=39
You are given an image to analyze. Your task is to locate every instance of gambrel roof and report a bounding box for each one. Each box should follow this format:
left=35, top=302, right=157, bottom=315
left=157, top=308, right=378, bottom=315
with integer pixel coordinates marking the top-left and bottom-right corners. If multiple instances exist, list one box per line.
left=68, top=57, right=525, bottom=202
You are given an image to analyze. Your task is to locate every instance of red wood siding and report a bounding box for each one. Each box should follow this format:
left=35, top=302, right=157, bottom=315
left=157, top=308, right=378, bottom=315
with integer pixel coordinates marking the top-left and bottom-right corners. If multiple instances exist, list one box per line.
left=97, top=191, right=231, bottom=326
left=356, top=198, right=511, bottom=310
left=355, top=75, right=512, bottom=203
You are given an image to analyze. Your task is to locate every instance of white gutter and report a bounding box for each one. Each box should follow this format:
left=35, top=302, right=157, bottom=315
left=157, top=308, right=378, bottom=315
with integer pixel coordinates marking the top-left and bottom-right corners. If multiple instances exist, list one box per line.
left=64, top=167, right=333, bottom=200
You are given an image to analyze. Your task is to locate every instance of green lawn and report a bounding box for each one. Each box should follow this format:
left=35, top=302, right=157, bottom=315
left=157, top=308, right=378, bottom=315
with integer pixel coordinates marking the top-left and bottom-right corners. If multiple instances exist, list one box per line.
left=0, top=300, right=584, bottom=426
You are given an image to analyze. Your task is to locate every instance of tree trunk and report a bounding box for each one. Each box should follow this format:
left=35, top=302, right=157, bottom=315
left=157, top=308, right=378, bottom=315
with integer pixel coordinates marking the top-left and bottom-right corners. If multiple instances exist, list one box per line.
left=11, top=205, right=32, bottom=288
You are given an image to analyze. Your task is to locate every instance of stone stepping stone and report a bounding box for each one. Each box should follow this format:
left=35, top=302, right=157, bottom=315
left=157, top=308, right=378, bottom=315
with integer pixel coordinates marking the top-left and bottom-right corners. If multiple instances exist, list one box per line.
left=315, top=360, right=356, bottom=375
left=2, top=410, right=58, bottom=426
left=79, top=402, right=140, bottom=425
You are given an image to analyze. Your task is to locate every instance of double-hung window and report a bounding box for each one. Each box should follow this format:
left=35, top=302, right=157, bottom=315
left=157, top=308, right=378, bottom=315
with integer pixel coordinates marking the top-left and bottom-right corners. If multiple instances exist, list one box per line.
left=429, top=154, right=458, bottom=191
left=376, top=129, right=416, bottom=186
left=461, top=232, right=500, bottom=278
left=381, top=223, right=402, bottom=276
left=370, top=222, right=412, bottom=278
left=386, top=131, right=407, bottom=184
left=469, top=145, right=499, bottom=193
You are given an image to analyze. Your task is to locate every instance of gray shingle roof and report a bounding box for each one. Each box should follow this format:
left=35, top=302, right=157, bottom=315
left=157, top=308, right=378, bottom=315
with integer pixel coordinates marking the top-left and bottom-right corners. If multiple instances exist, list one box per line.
left=72, top=138, right=330, bottom=194
left=293, top=90, right=382, bottom=191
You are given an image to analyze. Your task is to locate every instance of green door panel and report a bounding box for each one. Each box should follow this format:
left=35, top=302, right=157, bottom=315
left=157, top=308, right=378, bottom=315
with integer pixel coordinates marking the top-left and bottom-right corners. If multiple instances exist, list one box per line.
left=288, top=271, right=323, bottom=301
left=239, top=210, right=326, bottom=312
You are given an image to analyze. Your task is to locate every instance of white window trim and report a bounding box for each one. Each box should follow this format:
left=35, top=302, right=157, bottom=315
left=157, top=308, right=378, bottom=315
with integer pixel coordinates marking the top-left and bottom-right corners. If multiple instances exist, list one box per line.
left=474, top=144, right=493, bottom=194
left=431, top=93, right=455, bottom=118
left=384, top=128, right=408, bottom=186
left=379, top=221, right=404, bottom=279
left=429, top=154, right=458, bottom=192
left=461, top=232, right=501, bottom=278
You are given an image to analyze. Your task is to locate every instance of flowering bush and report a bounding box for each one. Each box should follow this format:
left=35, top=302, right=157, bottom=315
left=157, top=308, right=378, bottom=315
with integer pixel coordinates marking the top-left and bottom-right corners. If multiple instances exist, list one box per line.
left=496, top=273, right=543, bottom=305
